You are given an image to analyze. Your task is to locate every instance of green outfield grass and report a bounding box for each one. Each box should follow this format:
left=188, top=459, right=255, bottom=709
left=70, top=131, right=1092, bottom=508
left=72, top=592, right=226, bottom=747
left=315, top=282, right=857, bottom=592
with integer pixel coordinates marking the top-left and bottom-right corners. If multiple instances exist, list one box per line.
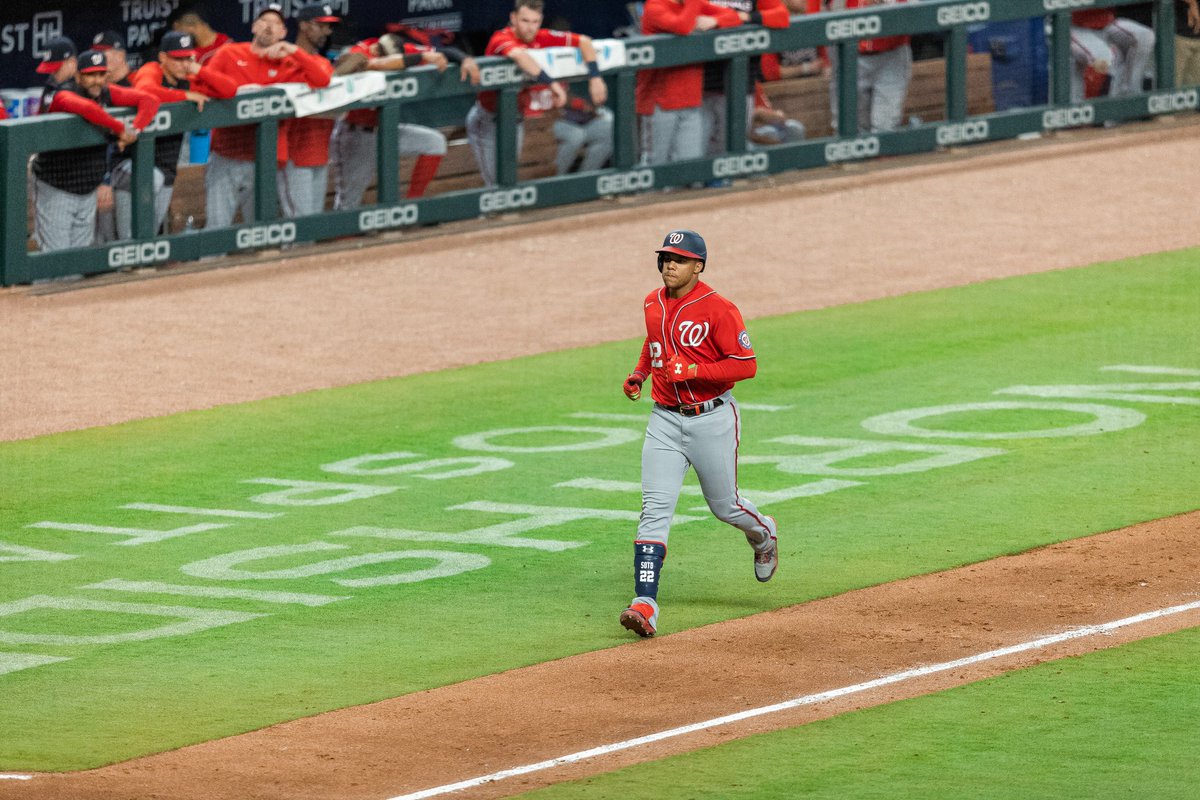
left=515, top=627, right=1200, bottom=799
left=1, top=249, right=1197, bottom=770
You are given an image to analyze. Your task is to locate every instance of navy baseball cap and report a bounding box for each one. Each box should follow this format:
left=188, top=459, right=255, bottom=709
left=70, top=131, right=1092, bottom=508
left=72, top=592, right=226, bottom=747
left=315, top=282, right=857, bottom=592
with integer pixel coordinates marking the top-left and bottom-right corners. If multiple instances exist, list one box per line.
left=36, top=36, right=76, bottom=74
left=77, top=49, right=109, bottom=74
left=297, top=3, right=342, bottom=23
left=655, top=230, right=707, bottom=262
left=92, top=30, right=125, bottom=51
left=160, top=31, right=197, bottom=58
left=256, top=3, right=287, bottom=23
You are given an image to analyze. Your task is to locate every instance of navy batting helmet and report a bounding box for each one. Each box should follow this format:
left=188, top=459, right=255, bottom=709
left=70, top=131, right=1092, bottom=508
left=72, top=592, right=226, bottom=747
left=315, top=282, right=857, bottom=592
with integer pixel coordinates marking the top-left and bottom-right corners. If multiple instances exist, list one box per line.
left=655, top=229, right=706, bottom=262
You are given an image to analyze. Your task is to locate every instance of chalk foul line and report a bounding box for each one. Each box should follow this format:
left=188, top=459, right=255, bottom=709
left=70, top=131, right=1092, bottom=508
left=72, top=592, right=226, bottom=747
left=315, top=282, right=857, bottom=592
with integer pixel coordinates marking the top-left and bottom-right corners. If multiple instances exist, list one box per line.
left=388, top=599, right=1200, bottom=800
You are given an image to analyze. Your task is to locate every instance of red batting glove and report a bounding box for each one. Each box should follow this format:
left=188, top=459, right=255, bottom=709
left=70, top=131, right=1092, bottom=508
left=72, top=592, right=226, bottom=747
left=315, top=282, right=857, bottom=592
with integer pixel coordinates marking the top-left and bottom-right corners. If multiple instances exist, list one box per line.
left=623, top=371, right=646, bottom=401
left=664, top=355, right=698, bottom=383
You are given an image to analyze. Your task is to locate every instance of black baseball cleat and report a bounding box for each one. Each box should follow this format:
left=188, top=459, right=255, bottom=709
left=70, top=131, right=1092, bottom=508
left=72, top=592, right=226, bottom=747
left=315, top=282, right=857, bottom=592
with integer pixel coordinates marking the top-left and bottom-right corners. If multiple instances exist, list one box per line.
left=619, top=603, right=656, bottom=637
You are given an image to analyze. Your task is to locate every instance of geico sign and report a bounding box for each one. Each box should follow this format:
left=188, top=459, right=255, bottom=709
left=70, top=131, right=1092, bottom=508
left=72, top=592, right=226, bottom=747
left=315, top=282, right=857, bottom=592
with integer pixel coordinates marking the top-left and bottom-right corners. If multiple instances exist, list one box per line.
left=712, top=152, right=769, bottom=178
left=625, top=45, right=655, bottom=66
left=1043, top=0, right=1094, bottom=10
left=358, top=204, right=419, bottom=232
left=824, top=136, right=880, bottom=162
left=936, top=120, right=989, bottom=146
left=1147, top=89, right=1200, bottom=114
left=826, top=16, right=882, bottom=41
left=596, top=169, right=654, bottom=195
left=236, top=95, right=294, bottom=119
left=107, top=240, right=170, bottom=268
left=1042, top=105, right=1094, bottom=129
left=479, top=186, right=538, bottom=214
left=235, top=222, right=297, bottom=249
left=367, top=76, right=419, bottom=102
left=141, top=110, right=173, bottom=133
left=937, top=2, right=990, bottom=26
left=479, top=63, right=523, bottom=87
left=714, top=30, right=771, bottom=55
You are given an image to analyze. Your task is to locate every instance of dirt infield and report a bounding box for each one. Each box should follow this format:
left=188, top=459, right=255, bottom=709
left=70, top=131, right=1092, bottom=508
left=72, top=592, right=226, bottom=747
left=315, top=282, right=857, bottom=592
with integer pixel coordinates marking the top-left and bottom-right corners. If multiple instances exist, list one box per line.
left=2, top=118, right=1198, bottom=799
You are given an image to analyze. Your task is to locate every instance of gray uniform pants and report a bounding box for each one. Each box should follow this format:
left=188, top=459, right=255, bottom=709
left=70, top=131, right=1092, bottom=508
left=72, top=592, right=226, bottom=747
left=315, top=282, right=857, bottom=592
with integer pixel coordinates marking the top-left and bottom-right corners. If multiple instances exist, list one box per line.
left=466, top=102, right=526, bottom=188
left=638, top=393, right=775, bottom=548
left=552, top=107, right=615, bottom=174
left=700, top=92, right=756, bottom=156
left=639, top=105, right=703, bottom=165
left=204, top=152, right=255, bottom=229
left=111, top=160, right=172, bottom=238
left=277, top=162, right=329, bottom=217
left=33, top=179, right=96, bottom=252
left=1070, top=20, right=1156, bottom=101
left=331, top=119, right=448, bottom=210
left=829, top=45, right=913, bottom=133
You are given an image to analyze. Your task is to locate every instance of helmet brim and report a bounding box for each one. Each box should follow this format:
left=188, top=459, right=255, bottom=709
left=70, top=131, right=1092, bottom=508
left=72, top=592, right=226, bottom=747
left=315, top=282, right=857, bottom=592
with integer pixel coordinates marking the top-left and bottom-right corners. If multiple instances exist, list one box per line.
left=655, top=246, right=704, bottom=261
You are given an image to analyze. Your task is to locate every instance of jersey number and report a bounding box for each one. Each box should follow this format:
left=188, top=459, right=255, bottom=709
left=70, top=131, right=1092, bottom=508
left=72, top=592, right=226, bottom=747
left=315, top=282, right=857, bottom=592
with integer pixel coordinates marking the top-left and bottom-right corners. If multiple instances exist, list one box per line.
left=649, top=341, right=663, bottom=369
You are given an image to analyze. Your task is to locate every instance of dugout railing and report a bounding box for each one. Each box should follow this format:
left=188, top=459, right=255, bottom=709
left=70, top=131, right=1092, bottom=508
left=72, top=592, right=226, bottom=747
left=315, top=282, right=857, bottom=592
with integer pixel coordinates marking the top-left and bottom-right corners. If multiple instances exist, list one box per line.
left=0, top=0, right=1189, bottom=286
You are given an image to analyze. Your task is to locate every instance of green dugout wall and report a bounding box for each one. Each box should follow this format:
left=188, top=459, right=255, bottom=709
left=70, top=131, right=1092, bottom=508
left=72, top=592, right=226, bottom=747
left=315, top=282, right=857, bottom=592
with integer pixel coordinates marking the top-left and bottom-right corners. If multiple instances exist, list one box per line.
left=0, top=0, right=1189, bottom=285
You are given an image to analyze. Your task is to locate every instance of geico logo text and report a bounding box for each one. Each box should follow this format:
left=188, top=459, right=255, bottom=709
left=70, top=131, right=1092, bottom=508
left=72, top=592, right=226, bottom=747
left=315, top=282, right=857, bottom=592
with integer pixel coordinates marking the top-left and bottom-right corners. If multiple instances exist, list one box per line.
left=367, top=76, right=419, bottom=102
left=141, top=110, right=173, bottom=133
left=236, top=222, right=297, bottom=249
left=625, top=45, right=655, bottom=66
left=236, top=95, right=294, bottom=119
left=937, top=2, right=990, bottom=26
left=479, top=186, right=538, bottom=213
left=825, top=16, right=882, bottom=41
left=1042, top=105, right=1094, bottom=129
left=936, top=120, right=989, bottom=145
left=107, top=240, right=170, bottom=268
left=1147, top=89, right=1200, bottom=114
left=479, top=63, right=523, bottom=87
left=358, top=204, right=420, bottom=232
left=824, top=136, right=880, bottom=162
left=1043, top=0, right=1094, bottom=10
left=712, top=152, right=769, bottom=178
left=714, top=30, right=771, bottom=55
left=597, top=169, right=654, bottom=195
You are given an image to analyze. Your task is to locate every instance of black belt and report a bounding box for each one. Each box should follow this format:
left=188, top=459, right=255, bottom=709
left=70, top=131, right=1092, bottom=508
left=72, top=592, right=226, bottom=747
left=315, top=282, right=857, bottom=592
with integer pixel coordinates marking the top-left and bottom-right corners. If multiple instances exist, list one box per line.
left=655, top=398, right=724, bottom=417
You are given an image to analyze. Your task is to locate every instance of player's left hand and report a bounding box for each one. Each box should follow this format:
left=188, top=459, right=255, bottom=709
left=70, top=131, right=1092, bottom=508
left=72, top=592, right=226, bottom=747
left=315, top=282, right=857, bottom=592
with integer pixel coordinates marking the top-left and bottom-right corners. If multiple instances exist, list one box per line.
left=461, top=57, right=482, bottom=85
left=664, top=355, right=698, bottom=383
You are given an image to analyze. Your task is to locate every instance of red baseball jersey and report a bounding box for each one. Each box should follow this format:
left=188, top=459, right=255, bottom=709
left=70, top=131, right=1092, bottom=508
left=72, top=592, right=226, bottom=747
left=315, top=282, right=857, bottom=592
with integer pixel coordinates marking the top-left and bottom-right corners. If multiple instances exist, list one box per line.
left=477, top=26, right=582, bottom=117
left=343, top=38, right=427, bottom=128
left=195, top=32, right=231, bottom=65
left=206, top=42, right=332, bottom=162
left=635, top=280, right=757, bottom=406
left=636, top=0, right=742, bottom=115
left=1072, top=10, right=1116, bottom=30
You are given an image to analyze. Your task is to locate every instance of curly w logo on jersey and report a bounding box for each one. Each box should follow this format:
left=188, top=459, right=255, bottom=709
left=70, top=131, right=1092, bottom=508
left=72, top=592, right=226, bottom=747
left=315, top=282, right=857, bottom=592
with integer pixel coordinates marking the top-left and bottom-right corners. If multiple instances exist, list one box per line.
left=677, top=320, right=710, bottom=347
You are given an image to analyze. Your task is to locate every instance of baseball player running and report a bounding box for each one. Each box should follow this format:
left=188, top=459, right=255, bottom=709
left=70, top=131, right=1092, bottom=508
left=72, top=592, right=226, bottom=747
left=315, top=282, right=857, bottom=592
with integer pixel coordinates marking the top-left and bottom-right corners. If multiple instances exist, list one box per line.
left=619, top=230, right=778, bottom=638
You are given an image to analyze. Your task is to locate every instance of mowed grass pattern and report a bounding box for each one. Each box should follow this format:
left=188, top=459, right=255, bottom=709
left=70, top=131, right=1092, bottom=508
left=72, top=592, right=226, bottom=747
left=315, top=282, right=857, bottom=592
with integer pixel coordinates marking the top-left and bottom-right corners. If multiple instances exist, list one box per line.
left=0, top=250, right=1197, bottom=771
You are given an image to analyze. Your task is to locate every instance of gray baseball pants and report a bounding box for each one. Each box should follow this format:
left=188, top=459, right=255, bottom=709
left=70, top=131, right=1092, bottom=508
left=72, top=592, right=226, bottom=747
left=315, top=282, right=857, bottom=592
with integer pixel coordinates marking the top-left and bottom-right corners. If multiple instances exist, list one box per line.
left=639, top=105, right=703, bottom=165
left=552, top=107, right=615, bottom=174
left=111, top=160, right=172, bottom=238
left=204, top=152, right=255, bottom=228
left=33, top=179, right=96, bottom=251
left=829, top=45, right=912, bottom=133
left=466, top=102, right=526, bottom=188
left=277, top=162, right=329, bottom=217
left=638, top=392, right=775, bottom=549
left=331, top=119, right=447, bottom=209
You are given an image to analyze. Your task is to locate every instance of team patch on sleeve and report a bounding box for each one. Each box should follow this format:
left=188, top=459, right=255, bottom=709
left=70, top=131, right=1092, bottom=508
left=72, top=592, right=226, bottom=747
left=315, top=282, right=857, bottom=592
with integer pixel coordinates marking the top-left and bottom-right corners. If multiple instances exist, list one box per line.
left=738, top=330, right=752, bottom=349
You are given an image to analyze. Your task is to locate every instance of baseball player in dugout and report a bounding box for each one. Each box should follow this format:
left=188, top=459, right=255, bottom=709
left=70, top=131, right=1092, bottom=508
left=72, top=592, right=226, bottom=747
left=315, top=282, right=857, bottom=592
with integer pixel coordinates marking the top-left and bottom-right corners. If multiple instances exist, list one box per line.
left=279, top=3, right=342, bottom=217
left=30, top=49, right=160, bottom=252
left=699, top=0, right=791, bottom=156
left=329, top=23, right=474, bottom=207
left=116, top=31, right=238, bottom=239
left=619, top=230, right=778, bottom=638
left=467, top=0, right=611, bottom=187
left=811, top=0, right=912, bottom=134
left=637, top=0, right=742, bottom=167
left=203, top=3, right=332, bottom=229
